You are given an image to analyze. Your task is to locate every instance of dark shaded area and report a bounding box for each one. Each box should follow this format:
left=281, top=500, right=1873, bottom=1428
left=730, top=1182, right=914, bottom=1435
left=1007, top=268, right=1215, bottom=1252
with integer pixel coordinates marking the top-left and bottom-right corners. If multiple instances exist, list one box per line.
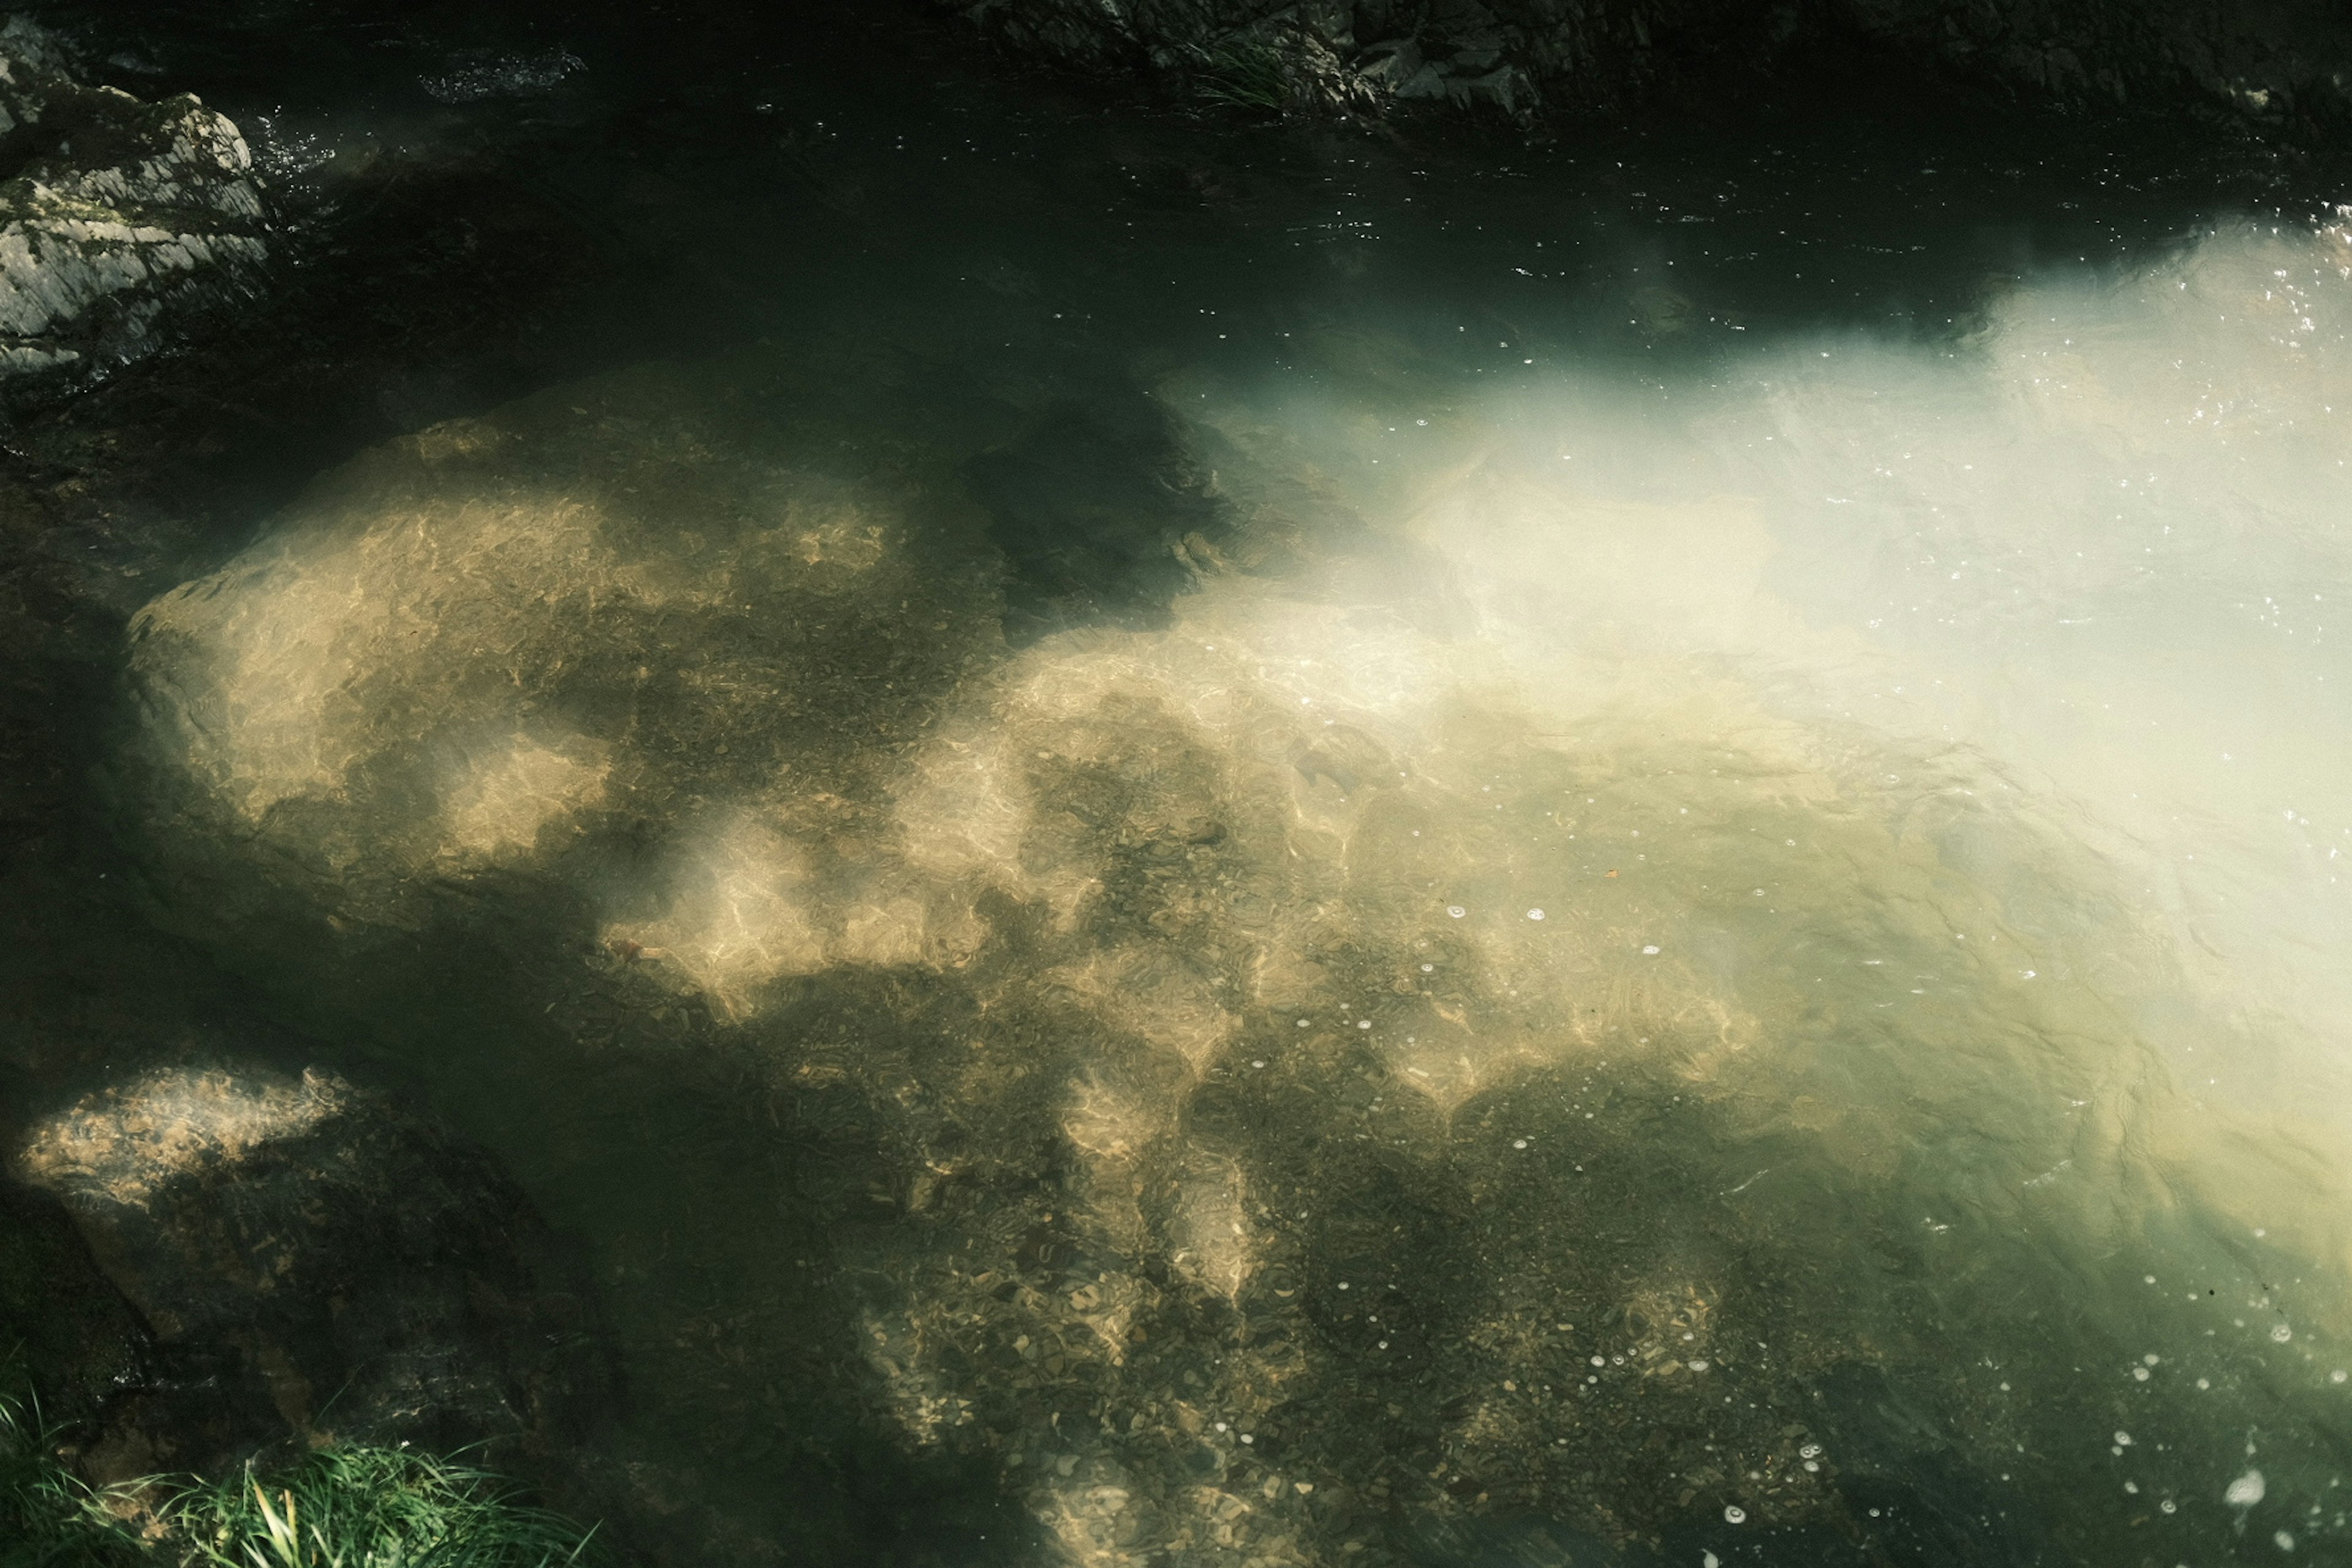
left=967, top=393, right=1235, bottom=641
left=1809, top=1363, right=2055, bottom=1567
left=0, top=1181, right=154, bottom=1430
left=956, top=0, right=2352, bottom=144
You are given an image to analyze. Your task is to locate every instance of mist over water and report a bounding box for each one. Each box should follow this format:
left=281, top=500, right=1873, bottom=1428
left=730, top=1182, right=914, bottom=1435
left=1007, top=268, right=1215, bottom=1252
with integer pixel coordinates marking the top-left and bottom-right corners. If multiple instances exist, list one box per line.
left=96, top=61, right=2352, bottom=1564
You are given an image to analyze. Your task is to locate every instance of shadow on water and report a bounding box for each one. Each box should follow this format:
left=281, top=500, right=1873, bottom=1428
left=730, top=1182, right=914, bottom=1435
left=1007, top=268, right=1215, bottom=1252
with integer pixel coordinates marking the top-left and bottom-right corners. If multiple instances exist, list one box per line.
left=966, top=390, right=1236, bottom=645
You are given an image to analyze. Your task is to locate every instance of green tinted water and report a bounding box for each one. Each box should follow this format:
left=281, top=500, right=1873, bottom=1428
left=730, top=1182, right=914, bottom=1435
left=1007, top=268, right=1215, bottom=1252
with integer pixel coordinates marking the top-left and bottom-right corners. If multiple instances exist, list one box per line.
left=96, top=57, right=2352, bottom=1566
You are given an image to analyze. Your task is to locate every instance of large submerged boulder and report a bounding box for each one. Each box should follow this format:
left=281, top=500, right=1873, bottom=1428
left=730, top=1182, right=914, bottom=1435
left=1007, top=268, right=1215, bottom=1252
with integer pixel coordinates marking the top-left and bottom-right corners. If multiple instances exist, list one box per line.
left=0, top=14, right=265, bottom=401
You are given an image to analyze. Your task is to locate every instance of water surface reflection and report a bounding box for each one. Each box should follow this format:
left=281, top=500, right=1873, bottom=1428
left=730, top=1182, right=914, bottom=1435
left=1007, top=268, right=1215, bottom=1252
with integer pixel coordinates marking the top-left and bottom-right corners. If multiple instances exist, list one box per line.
left=105, top=71, right=2352, bottom=1565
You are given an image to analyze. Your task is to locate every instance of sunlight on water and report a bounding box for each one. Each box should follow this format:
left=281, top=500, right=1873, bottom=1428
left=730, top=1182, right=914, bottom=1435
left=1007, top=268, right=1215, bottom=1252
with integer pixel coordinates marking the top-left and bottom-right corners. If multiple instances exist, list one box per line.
left=115, top=203, right=2352, bottom=1564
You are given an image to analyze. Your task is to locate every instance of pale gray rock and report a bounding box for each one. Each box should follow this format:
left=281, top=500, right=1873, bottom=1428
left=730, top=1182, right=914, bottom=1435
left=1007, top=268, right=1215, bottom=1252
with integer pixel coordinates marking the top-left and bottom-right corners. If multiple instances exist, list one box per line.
left=0, top=15, right=266, bottom=399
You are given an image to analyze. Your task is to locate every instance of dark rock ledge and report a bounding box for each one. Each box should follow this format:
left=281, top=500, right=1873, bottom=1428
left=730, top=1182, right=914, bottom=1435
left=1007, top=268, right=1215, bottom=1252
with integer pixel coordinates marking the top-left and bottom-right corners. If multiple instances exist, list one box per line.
left=948, top=0, right=2352, bottom=128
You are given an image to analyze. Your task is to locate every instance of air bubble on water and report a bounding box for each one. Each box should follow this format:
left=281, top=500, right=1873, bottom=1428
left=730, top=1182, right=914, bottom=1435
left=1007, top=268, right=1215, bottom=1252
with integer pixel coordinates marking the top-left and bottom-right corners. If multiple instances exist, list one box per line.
left=1643, top=944, right=1662, bottom=954
left=1358, top=1020, right=1373, bottom=1030
left=1447, top=905, right=1467, bottom=918
left=2146, top=1275, right=2158, bottom=1284
left=2145, top=1354, right=2160, bottom=1365
left=1592, top=1356, right=1606, bottom=1367
left=1513, top=1139, right=1529, bottom=1149
left=2274, top=1324, right=2294, bottom=1343
left=1704, top=1554, right=1720, bottom=1568
left=2274, top=1531, right=2294, bottom=1551
left=1297, top=1018, right=1310, bottom=1027
left=2229, top=1470, right=2267, bottom=1507
left=1527, top=908, right=1545, bottom=920
left=2116, top=1431, right=2134, bottom=1446
left=1800, top=1444, right=1821, bottom=1458
left=2134, top=1367, right=2151, bottom=1381
left=1723, top=1506, right=1746, bottom=1525
left=1690, top=1359, right=1709, bottom=1371
left=2332, top=1370, right=2347, bottom=1383
left=1420, top=963, right=1434, bottom=972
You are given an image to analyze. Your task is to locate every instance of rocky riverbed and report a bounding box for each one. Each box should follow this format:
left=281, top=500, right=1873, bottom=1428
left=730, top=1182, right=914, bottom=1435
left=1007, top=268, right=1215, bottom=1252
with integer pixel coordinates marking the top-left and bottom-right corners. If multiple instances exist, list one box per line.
left=4, top=3, right=2351, bottom=1566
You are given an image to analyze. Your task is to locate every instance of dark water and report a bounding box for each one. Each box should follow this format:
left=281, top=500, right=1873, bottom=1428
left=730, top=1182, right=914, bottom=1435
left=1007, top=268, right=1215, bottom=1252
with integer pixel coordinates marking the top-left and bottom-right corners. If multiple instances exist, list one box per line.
left=23, top=3, right=2352, bottom=1563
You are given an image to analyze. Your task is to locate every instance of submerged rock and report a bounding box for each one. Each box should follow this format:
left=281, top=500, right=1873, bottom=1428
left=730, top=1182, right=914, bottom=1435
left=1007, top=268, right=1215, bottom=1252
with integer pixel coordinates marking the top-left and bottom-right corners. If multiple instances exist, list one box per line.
left=0, top=14, right=266, bottom=402
left=13, top=1061, right=602, bottom=1471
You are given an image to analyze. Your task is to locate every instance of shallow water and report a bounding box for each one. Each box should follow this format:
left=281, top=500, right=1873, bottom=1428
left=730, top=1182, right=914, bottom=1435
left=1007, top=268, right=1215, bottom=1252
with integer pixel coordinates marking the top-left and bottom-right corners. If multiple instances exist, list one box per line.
left=75, top=24, right=2352, bottom=1564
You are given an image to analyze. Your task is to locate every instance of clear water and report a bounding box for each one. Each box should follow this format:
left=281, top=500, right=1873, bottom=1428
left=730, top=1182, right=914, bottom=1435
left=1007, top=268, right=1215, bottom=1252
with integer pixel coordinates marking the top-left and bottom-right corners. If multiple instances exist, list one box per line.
left=85, top=32, right=2352, bottom=1564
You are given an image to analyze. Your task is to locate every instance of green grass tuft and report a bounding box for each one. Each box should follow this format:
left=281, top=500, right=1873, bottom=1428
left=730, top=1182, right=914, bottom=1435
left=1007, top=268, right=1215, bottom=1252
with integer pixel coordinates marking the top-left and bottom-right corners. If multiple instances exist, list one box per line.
left=168, top=1446, right=600, bottom=1568
left=1, top=1376, right=141, bottom=1567
left=1180, top=37, right=1298, bottom=112
left=6, top=1360, right=599, bottom=1568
